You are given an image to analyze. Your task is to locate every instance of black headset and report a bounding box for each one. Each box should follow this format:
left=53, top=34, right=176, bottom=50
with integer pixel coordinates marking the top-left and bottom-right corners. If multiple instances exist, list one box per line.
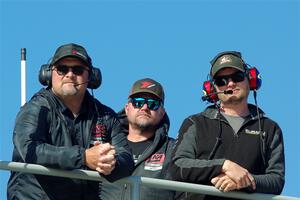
left=39, top=60, right=102, bottom=89
left=202, top=51, right=262, bottom=103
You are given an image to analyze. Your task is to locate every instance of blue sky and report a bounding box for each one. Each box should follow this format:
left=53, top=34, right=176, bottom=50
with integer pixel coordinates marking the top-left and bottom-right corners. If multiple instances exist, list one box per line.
left=0, top=0, right=299, bottom=198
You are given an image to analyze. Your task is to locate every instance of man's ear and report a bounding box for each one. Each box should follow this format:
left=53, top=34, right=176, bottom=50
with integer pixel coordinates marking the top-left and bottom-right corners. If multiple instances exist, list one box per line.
left=125, top=103, right=129, bottom=115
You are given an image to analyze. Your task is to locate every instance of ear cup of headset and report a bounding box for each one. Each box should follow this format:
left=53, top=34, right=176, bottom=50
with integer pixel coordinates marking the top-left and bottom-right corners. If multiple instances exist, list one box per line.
left=202, top=80, right=218, bottom=103
left=88, top=67, right=102, bottom=89
left=39, top=64, right=52, bottom=86
left=248, top=67, right=262, bottom=90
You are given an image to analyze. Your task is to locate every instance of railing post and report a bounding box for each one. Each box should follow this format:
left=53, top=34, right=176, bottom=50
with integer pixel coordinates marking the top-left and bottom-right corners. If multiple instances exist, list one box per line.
left=128, top=176, right=141, bottom=200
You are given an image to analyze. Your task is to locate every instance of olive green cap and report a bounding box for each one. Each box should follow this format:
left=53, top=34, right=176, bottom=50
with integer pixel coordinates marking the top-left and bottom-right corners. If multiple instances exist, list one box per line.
left=210, top=51, right=245, bottom=78
left=129, top=78, right=165, bottom=103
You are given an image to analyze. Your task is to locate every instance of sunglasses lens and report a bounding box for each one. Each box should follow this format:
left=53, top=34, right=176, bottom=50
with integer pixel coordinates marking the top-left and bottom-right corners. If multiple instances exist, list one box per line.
left=147, top=99, right=160, bottom=110
left=132, top=98, right=146, bottom=108
left=214, top=71, right=245, bottom=87
left=55, top=65, right=87, bottom=76
left=231, top=71, right=245, bottom=82
left=56, top=65, right=69, bottom=75
left=214, top=78, right=227, bottom=87
left=130, top=98, right=160, bottom=110
left=72, top=66, right=85, bottom=75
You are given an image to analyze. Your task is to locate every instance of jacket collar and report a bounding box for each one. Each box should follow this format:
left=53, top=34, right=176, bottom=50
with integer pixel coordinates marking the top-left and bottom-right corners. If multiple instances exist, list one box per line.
left=36, top=88, right=94, bottom=118
left=202, top=104, right=265, bottom=120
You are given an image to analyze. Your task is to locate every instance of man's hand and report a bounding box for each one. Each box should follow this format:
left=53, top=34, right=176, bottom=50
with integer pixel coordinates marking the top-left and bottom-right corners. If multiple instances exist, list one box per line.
left=221, top=160, right=256, bottom=190
left=96, top=143, right=116, bottom=175
left=211, top=174, right=237, bottom=192
left=85, top=142, right=116, bottom=175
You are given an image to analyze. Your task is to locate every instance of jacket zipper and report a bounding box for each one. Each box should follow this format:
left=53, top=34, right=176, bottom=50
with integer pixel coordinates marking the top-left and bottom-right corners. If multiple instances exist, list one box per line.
left=121, top=183, right=127, bottom=200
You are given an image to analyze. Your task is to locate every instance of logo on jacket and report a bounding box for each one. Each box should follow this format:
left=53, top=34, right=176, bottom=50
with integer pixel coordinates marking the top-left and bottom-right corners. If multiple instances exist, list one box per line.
left=245, top=128, right=266, bottom=137
left=91, top=123, right=107, bottom=144
left=144, top=153, right=165, bottom=171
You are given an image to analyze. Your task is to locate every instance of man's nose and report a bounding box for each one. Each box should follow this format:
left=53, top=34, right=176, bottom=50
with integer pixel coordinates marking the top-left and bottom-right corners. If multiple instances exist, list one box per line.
left=226, top=78, right=236, bottom=86
left=65, top=68, right=76, bottom=77
left=140, top=103, right=149, bottom=110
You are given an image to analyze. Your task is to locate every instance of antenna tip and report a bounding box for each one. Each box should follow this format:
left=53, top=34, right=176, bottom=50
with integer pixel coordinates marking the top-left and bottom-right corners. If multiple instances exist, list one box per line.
left=21, top=48, right=26, bottom=60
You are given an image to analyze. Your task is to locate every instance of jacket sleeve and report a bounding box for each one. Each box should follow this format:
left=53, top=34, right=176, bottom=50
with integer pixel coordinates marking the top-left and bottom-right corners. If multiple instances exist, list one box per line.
left=102, top=115, right=134, bottom=182
left=252, top=123, right=285, bottom=194
left=12, top=97, right=85, bottom=170
left=170, top=117, right=225, bottom=183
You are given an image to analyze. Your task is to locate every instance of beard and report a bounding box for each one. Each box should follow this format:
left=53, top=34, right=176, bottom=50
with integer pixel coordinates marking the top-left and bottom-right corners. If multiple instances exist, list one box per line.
left=60, top=83, right=78, bottom=96
left=130, top=116, right=156, bottom=132
left=135, top=123, right=152, bottom=131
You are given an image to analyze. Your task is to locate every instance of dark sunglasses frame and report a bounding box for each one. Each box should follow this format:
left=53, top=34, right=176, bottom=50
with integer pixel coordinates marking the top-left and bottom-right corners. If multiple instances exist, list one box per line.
left=129, top=97, right=161, bottom=111
left=214, top=71, right=246, bottom=87
left=54, top=65, right=89, bottom=76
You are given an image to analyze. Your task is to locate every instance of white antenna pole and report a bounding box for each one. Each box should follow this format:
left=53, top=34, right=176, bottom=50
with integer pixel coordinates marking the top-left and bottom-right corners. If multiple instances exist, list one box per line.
left=21, top=48, right=26, bottom=106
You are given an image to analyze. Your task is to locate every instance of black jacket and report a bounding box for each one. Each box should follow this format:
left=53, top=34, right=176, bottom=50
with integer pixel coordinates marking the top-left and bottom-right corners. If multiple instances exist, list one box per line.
left=171, top=104, right=285, bottom=200
left=100, top=109, right=175, bottom=200
left=7, top=88, right=134, bottom=200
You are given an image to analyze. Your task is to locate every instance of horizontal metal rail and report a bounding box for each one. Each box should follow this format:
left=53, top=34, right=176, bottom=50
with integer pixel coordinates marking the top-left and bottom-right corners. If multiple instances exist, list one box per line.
left=0, top=161, right=299, bottom=200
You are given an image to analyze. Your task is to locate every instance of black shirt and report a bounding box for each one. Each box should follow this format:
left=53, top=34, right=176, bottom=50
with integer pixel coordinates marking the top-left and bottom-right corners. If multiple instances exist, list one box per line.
left=128, top=138, right=154, bottom=163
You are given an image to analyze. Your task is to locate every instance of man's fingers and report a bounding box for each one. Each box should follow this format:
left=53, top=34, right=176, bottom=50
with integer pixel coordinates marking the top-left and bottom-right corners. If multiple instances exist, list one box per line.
left=223, top=160, right=254, bottom=190
left=211, top=177, right=219, bottom=185
left=211, top=174, right=238, bottom=192
left=223, top=181, right=235, bottom=192
left=99, top=154, right=115, bottom=163
left=96, top=167, right=113, bottom=175
left=97, top=155, right=116, bottom=170
left=214, top=177, right=226, bottom=190
left=98, top=144, right=115, bottom=155
left=248, top=174, right=256, bottom=190
left=96, top=159, right=116, bottom=175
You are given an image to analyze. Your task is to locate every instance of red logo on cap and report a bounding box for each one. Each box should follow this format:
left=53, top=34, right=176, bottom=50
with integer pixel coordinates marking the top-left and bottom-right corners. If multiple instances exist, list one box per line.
left=72, top=50, right=78, bottom=55
left=140, top=81, right=155, bottom=89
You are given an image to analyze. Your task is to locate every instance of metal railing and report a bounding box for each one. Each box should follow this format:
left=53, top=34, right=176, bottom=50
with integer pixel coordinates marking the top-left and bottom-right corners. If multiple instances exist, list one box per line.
left=0, top=161, right=299, bottom=200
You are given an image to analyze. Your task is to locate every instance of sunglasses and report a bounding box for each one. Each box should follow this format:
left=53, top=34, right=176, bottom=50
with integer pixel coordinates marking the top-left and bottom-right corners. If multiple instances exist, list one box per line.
left=54, top=65, right=89, bottom=76
left=214, top=71, right=246, bottom=87
left=129, top=97, right=161, bottom=111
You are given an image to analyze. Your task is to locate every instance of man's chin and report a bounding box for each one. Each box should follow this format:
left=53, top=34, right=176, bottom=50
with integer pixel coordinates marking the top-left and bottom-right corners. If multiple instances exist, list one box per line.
left=223, top=96, right=244, bottom=105
left=137, top=123, right=153, bottom=131
left=61, top=87, right=78, bottom=96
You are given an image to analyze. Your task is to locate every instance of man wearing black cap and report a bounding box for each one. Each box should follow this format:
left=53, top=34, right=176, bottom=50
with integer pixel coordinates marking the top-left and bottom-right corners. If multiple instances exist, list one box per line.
left=100, top=78, right=175, bottom=200
left=170, top=51, right=285, bottom=199
left=7, top=43, right=134, bottom=200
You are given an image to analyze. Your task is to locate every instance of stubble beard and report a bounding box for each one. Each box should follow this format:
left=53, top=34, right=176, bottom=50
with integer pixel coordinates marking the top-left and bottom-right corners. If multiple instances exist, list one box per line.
left=61, top=84, right=78, bottom=96
left=131, top=118, right=155, bottom=132
left=221, top=89, right=249, bottom=105
left=223, top=96, right=244, bottom=105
